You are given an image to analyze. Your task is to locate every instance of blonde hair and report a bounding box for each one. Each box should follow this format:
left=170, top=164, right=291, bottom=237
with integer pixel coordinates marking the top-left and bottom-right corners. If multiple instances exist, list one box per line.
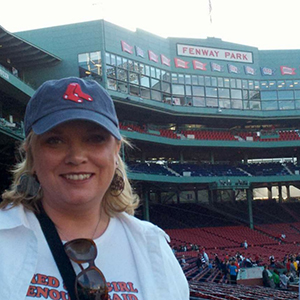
left=0, top=132, right=140, bottom=216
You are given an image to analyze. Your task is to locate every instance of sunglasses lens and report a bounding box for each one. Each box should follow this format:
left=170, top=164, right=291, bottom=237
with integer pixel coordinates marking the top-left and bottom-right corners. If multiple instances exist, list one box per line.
left=77, top=268, right=108, bottom=300
left=65, top=239, right=97, bottom=263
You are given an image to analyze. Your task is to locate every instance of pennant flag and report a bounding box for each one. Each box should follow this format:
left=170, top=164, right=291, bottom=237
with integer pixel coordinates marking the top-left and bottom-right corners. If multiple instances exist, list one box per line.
left=228, top=64, right=239, bottom=74
left=121, top=40, right=133, bottom=54
left=148, top=50, right=159, bottom=62
left=135, top=46, right=144, bottom=58
left=280, top=65, right=296, bottom=75
left=211, top=62, right=222, bottom=72
left=192, top=60, right=206, bottom=70
left=175, top=58, right=189, bottom=69
left=260, top=67, right=276, bottom=76
left=244, top=65, right=255, bottom=75
left=161, top=54, right=171, bottom=66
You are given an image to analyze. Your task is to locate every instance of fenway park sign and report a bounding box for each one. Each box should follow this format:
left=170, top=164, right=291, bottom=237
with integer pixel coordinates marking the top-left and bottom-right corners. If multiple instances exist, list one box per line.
left=177, top=44, right=253, bottom=63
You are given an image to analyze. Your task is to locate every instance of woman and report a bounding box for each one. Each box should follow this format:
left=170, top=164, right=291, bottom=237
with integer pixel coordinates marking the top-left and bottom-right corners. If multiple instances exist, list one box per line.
left=0, top=77, right=189, bottom=300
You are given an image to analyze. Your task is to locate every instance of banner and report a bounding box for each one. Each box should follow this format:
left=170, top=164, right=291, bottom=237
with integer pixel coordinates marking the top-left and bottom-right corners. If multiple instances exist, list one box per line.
left=193, top=60, right=206, bottom=70
left=174, top=58, right=189, bottom=69
left=121, top=41, right=133, bottom=54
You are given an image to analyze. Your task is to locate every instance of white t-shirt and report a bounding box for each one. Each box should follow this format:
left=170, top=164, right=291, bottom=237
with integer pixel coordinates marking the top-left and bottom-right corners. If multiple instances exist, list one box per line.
left=26, top=216, right=143, bottom=300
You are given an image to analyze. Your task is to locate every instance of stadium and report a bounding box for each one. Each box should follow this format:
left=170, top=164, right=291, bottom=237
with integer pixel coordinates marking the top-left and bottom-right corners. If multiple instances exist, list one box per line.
left=1, top=19, right=300, bottom=298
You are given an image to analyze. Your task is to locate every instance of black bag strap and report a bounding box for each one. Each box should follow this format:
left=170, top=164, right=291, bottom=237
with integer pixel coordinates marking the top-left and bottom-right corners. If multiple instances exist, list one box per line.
left=35, top=206, right=77, bottom=300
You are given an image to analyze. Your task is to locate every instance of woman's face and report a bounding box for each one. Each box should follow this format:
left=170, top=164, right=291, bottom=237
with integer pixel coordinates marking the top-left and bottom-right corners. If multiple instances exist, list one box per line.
left=30, top=120, right=121, bottom=211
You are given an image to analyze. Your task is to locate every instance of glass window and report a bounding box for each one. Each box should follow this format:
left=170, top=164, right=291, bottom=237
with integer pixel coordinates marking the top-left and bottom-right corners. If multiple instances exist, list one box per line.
left=151, top=90, right=162, bottom=101
left=134, top=62, right=139, bottom=72
left=236, top=79, right=242, bottom=89
left=106, top=65, right=116, bottom=79
left=279, top=100, right=295, bottom=110
left=245, top=100, right=261, bottom=110
left=205, top=76, right=211, bottom=86
left=150, top=67, right=156, bottom=78
left=248, top=80, right=254, bottom=90
left=242, top=90, right=248, bottom=100
left=295, top=90, right=300, bottom=99
left=172, top=73, right=178, bottom=83
left=231, top=89, right=242, bottom=99
left=185, top=75, right=191, bottom=85
left=145, top=65, right=150, bottom=76
left=129, top=84, right=140, bottom=96
left=156, top=69, right=161, bottom=80
left=198, top=76, right=204, bottom=85
left=260, top=81, right=269, bottom=89
left=192, top=86, right=205, bottom=96
left=230, top=78, right=236, bottom=88
left=185, top=85, right=192, bottom=96
left=129, top=72, right=139, bottom=84
left=211, top=77, right=217, bottom=86
left=116, top=56, right=122, bottom=67
left=117, top=68, right=127, bottom=81
left=278, top=90, right=294, bottom=100
left=218, top=88, right=230, bottom=98
left=218, top=77, right=224, bottom=87
left=268, top=81, right=276, bottom=90
left=219, top=99, right=230, bottom=108
left=123, top=58, right=128, bottom=69
left=286, top=80, right=294, bottom=89
left=192, top=97, right=205, bottom=107
left=140, top=75, right=150, bottom=88
left=105, top=53, right=110, bottom=65
left=254, top=81, right=260, bottom=90
left=141, top=87, right=151, bottom=99
left=151, top=78, right=160, bottom=90
left=296, top=100, right=300, bottom=109
left=117, top=81, right=127, bottom=93
left=206, top=98, right=218, bottom=107
left=164, top=72, right=171, bottom=82
left=294, top=80, right=300, bottom=89
left=249, top=90, right=260, bottom=100
left=172, top=84, right=185, bottom=95
left=224, top=78, right=230, bottom=88
left=261, top=101, right=278, bottom=110
left=192, top=75, right=198, bottom=85
left=107, top=78, right=116, bottom=90
left=231, top=99, right=243, bottom=109
left=277, top=80, right=285, bottom=89
left=206, top=87, right=218, bottom=97
left=161, top=82, right=171, bottom=93
left=139, top=63, right=145, bottom=74
left=242, top=80, right=248, bottom=89
left=261, top=91, right=277, bottom=100
left=178, top=74, right=185, bottom=84
left=160, top=69, right=165, bottom=80
left=110, top=54, right=116, bottom=65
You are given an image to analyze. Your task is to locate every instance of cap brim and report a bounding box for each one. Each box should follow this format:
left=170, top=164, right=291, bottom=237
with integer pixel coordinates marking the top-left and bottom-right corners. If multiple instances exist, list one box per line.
left=31, top=108, right=122, bottom=140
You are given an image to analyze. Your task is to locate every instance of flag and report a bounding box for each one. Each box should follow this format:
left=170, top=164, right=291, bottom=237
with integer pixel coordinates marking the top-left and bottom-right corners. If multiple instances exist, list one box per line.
left=174, top=58, right=189, bottom=69
left=161, top=54, right=171, bottom=66
left=209, top=0, right=212, bottom=23
left=135, top=46, right=144, bottom=58
left=280, top=65, right=296, bottom=75
left=148, top=50, right=158, bottom=63
left=193, top=60, right=207, bottom=71
left=121, top=41, right=133, bottom=54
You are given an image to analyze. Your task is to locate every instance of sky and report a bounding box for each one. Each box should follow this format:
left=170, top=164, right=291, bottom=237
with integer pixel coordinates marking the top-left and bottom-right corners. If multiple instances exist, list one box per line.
left=2, top=0, right=300, bottom=50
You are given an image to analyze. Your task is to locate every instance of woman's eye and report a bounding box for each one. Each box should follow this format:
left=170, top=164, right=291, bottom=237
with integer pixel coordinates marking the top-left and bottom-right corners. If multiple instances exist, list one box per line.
left=89, top=135, right=106, bottom=143
left=45, top=137, right=63, bottom=145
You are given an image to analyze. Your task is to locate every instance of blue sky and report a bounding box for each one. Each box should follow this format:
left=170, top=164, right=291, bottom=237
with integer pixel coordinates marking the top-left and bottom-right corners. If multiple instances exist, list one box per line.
left=2, top=0, right=300, bottom=50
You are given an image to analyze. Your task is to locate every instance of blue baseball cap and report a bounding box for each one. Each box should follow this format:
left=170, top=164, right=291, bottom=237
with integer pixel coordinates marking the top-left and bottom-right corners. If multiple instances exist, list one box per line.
left=24, top=77, right=121, bottom=140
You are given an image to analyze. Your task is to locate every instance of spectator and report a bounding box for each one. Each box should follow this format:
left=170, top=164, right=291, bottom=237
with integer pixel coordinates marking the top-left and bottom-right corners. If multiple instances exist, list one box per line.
left=272, top=269, right=280, bottom=288
left=202, top=248, right=209, bottom=266
left=262, top=265, right=272, bottom=287
left=228, top=260, right=239, bottom=284
left=280, top=271, right=290, bottom=289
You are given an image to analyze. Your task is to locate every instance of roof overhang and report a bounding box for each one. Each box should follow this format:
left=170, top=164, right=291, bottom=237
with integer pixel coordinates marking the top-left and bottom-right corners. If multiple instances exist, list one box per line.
left=0, top=25, right=61, bottom=70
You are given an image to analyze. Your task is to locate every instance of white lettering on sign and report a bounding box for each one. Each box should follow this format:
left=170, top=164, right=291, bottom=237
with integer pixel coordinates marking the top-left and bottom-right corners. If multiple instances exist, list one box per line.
left=0, top=68, right=9, bottom=80
left=177, top=44, right=253, bottom=63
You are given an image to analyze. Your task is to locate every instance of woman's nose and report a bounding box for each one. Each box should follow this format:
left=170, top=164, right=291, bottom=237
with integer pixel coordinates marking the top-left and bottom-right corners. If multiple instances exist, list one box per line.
left=64, top=143, right=87, bottom=165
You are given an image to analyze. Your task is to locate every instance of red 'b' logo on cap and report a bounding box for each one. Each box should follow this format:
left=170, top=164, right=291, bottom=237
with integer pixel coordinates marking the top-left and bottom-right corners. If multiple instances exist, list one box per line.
left=63, top=83, right=93, bottom=103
